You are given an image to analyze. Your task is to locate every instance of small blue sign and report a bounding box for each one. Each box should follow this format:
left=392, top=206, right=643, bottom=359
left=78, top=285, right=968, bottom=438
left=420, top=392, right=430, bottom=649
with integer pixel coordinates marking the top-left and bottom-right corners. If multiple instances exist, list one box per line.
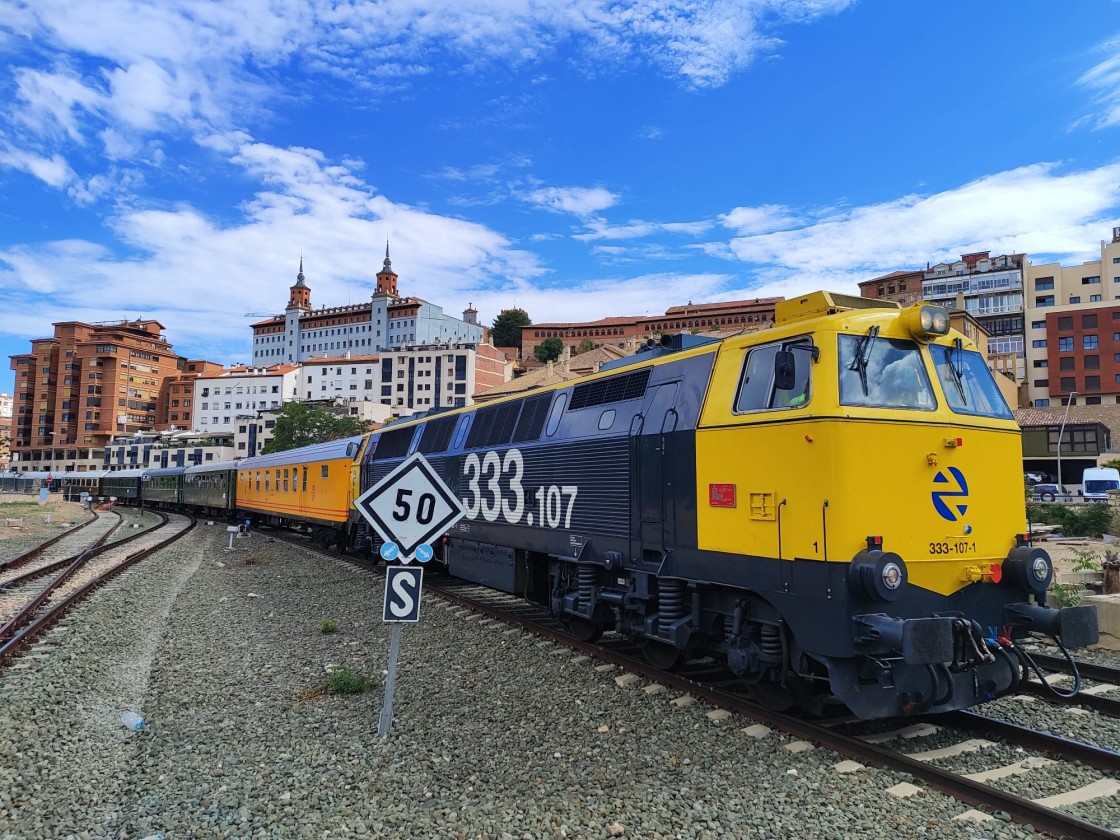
left=415, top=544, right=434, bottom=563
left=379, top=541, right=400, bottom=562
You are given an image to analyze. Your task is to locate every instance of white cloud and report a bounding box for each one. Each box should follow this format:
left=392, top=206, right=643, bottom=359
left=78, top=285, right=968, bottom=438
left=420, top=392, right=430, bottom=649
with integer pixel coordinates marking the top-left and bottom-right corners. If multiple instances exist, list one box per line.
left=1, top=0, right=853, bottom=177
left=720, top=163, right=1120, bottom=279
left=525, top=185, right=620, bottom=216
left=0, top=145, right=75, bottom=187
left=1078, top=35, right=1120, bottom=128
left=720, top=204, right=801, bottom=235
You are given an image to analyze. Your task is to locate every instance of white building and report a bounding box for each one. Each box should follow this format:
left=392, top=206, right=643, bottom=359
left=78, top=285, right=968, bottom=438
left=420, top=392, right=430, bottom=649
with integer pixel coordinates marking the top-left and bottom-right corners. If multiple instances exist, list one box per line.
left=103, top=429, right=237, bottom=470
left=192, top=365, right=300, bottom=434
left=251, top=248, right=485, bottom=366
left=298, top=342, right=511, bottom=415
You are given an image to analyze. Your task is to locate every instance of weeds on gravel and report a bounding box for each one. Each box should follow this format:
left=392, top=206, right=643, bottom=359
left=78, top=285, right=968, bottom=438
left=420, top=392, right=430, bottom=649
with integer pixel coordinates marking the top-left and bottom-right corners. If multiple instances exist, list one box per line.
left=327, top=665, right=372, bottom=695
left=320, top=618, right=338, bottom=634
left=1049, top=547, right=1102, bottom=608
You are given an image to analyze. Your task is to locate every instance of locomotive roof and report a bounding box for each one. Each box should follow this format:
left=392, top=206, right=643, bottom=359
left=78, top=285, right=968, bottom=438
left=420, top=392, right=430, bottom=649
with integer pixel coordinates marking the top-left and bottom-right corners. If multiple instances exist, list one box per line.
left=143, top=467, right=186, bottom=477
left=236, top=435, right=364, bottom=470
left=105, top=469, right=146, bottom=478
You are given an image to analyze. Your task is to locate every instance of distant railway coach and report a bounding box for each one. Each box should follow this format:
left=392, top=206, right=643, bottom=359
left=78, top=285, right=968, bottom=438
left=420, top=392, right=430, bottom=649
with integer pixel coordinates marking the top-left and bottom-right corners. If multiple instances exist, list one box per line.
left=101, top=469, right=144, bottom=501
left=345, top=291, right=1098, bottom=719
left=183, top=462, right=238, bottom=515
left=141, top=467, right=184, bottom=507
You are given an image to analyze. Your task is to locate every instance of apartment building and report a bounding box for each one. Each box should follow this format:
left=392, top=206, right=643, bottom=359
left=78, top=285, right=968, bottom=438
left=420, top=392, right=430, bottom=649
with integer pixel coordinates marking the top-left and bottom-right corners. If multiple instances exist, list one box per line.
left=157, top=359, right=226, bottom=429
left=103, top=429, right=237, bottom=470
left=8, top=319, right=187, bottom=471
left=0, top=393, right=11, bottom=470
left=1024, top=227, right=1120, bottom=408
left=299, top=343, right=511, bottom=414
left=191, top=365, right=300, bottom=434
left=857, top=270, right=925, bottom=307
left=250, top=249, right=484, bottom=366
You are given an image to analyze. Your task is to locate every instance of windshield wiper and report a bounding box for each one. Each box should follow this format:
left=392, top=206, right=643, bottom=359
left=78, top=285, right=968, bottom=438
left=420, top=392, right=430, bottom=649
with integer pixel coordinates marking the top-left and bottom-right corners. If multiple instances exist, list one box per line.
left=947, top=338, right=967, bottom=405
left=847, top=326, right=879, bottom=396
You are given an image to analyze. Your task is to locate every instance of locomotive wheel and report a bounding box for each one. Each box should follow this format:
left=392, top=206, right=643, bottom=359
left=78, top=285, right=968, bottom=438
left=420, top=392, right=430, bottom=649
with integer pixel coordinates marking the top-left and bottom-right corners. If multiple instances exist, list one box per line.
left=642, top=640, right=684, bottom=671
left=563, top=616, right=602, bottom=643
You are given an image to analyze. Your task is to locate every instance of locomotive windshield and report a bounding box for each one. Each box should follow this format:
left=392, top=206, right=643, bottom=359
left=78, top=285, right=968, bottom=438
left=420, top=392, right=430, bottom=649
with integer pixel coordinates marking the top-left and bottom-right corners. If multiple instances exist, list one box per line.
left=838, top=334, right=936, bottom=410
left=929, top=343, right=1014, bottom=419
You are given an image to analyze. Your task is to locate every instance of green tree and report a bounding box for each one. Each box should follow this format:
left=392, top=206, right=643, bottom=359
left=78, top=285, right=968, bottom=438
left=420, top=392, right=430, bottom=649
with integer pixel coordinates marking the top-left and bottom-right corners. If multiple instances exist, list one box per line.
left=576, top=339, right=595, bottom=354
left=491, top=308, right=531, bottom=351
left=534, top=337, right=564, bottom=363
left=261, top=403, right=367, bottom=454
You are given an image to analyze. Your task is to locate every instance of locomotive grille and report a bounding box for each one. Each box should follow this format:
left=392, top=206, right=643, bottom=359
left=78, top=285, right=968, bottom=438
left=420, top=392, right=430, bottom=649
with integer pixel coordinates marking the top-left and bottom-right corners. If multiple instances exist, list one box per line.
left=569, top=369, right=650, bottom=410
left=417, top=415, right=456, bottom=454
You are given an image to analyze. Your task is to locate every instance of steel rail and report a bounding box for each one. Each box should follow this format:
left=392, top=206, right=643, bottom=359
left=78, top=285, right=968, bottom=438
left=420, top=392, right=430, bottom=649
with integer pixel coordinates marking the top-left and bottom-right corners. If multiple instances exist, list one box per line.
left=428, top=578, right=1120, bottom=840
left=0, top=506, right=98, bottom=572
left=0, top=514, right=193, bottom=666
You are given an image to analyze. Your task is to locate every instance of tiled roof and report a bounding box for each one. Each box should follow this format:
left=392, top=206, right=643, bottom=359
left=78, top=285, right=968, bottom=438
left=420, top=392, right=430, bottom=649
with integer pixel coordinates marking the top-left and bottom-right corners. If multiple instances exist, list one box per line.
left=1014, top=404, right=1120, bottom=452
left=529, top=315, right=643, bottom=329
left=662, top=297, right=781, bottom=315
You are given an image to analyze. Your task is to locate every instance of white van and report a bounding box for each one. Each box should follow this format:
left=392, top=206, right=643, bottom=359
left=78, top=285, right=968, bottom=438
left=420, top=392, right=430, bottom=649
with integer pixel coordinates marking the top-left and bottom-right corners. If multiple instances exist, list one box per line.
left=1081, top=467, right=1120, bottom=501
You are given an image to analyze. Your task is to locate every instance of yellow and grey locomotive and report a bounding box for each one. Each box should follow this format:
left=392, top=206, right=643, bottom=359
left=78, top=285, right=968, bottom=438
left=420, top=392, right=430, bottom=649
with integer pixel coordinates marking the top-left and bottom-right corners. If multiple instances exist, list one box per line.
left=350, top=291, right=1097, bottom=718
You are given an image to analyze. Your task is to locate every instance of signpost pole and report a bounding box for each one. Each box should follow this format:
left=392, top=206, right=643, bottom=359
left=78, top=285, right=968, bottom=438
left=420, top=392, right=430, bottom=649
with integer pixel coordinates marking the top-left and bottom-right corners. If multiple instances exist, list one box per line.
left=353, top=452, right=466, bottom=738
left=378, top=622, right=404, bottom=737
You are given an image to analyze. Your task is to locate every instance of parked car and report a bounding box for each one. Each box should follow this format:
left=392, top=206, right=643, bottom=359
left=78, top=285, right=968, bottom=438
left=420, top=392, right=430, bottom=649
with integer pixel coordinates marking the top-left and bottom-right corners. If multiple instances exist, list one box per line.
left=1024, top=472, right=1045, bottom=486
left=1031, top=483, right=1069, bottom=502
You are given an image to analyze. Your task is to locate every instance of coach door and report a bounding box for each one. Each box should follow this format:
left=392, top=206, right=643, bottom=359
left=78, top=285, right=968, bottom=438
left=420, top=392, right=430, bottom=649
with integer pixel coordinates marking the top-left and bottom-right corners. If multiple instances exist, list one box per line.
left=635, top=382, right=680, bottom=557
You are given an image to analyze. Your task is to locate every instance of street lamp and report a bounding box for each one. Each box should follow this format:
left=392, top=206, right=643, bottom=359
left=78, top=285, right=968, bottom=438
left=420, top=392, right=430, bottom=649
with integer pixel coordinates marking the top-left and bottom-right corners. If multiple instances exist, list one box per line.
left=1056, top=391, right=1079, bottom=495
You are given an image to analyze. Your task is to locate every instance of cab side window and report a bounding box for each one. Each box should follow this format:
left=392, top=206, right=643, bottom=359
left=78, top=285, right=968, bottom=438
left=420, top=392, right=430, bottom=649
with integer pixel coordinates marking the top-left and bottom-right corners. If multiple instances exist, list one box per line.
left=734, top=339, right=813, bottom=413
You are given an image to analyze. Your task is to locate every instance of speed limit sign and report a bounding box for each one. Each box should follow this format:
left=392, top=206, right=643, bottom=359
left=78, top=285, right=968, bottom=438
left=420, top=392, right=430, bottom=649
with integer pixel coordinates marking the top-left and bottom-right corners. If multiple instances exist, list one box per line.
left=354, top=453, right=466, bottom=560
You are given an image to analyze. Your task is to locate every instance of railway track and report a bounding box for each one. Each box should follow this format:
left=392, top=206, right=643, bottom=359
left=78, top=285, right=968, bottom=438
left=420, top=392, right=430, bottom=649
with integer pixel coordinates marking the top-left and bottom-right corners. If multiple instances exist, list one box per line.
left=254, top=528, right=1120, bottom=838
left=426, top=577, right=1120, bottom=839
left=0, top=511, right=196, bottom=668
left=0, top=505, right=99, bottom=573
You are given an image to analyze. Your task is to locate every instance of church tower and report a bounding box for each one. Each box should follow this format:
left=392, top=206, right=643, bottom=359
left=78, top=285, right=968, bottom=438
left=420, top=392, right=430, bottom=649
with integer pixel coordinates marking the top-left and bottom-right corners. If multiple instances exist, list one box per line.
left=375, top=241, right=398, bottom=298
left=288, top=257, right=311, bottom=311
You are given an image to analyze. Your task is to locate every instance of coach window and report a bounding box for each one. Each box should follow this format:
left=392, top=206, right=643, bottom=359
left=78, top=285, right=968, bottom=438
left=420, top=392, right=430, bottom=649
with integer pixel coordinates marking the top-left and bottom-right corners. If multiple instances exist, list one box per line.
left=302, top=466, right=308, bottom=491
left=265, top=471, right=270, bottom=491
left=283, top=469, right=289, bottom=491
left=275, top=469, right=280, bottom=488
left=321, top=465, right=329, bottom=479
left=255, top=472, right=261, bottom=491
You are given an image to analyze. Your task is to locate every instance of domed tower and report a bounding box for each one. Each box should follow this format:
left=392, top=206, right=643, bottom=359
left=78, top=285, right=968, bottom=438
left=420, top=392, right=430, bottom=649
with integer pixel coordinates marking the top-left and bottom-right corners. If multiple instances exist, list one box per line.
left=375, top=241, right=398, bottom=298
left=288, top=257, right=311, bottom=311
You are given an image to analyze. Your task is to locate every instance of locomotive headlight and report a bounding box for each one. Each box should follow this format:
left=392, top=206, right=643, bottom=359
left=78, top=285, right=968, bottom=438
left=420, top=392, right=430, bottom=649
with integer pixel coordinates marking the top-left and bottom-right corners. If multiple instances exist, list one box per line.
left=1002, top=546, right=1053, bottom=596
left=849, top=551, right=908, bottom=602
left=881, top=561, right=904, bottom=591
left=1031, top=556, right=1050, bottom=582
left=905, top=305, right=951, bottom=342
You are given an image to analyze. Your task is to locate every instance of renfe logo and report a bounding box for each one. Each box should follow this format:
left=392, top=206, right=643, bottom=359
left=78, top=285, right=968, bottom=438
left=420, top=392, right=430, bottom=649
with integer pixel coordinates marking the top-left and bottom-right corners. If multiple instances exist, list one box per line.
left=932, top=467, right=969, bottom=521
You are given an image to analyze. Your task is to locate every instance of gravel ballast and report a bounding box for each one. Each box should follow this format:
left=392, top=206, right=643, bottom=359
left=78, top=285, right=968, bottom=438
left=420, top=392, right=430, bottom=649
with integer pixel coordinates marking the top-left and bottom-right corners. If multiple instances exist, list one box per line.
left=1, top=523, right=1108, bottom=839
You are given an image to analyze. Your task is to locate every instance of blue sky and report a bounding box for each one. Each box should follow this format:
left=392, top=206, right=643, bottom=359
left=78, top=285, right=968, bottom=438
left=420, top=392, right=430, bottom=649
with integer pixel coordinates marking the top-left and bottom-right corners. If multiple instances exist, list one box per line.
left=2, top=1, right=1120, bottom=394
